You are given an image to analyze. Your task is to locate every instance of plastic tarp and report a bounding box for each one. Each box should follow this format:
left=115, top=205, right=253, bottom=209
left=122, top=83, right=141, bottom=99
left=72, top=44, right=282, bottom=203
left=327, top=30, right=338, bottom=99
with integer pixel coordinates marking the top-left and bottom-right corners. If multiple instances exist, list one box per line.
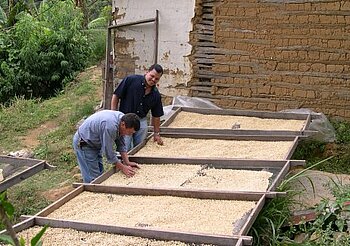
left=280, top=109, right=336, bottom=142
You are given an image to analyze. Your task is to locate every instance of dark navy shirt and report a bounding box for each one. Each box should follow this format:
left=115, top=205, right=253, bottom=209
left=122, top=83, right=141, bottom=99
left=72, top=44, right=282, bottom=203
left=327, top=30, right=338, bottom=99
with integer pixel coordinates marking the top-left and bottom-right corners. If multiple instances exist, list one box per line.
left=113, top=75, right=164, bottom=118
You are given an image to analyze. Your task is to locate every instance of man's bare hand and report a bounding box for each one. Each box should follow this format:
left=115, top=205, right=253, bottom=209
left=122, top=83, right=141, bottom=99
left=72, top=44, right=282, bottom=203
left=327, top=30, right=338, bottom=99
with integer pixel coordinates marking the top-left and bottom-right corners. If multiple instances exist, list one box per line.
left=120, top=164, right=136, bottom=177
left=128, top=161, right=140, bottom=169
left=153, top=134, right=163, bottom=145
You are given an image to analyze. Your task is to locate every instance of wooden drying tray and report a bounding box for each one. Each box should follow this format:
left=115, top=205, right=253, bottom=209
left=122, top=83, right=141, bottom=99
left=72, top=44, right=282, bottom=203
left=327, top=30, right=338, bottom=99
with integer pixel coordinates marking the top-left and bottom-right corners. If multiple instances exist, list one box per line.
left=129, top=133, right=300, bottom=160
left=84, top=157, right=305, bottom=193
left=0, top=155, right=55, bottom=192
left=12, top=184, right=282, bottom=246
left=157, top=107, right=317, bottom=137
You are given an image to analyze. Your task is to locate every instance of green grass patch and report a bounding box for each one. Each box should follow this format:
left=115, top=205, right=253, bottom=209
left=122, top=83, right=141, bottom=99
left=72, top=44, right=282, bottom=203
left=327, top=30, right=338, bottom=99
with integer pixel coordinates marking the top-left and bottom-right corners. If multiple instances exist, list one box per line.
left=0, top=66, right=102, bottom=224
left=292, top=118, right=350, bottom=174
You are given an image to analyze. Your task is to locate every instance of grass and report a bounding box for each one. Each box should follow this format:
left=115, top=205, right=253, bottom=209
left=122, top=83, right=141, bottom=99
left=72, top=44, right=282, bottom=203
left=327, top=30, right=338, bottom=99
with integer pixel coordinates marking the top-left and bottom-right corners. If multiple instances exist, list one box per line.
left=292, top=119, right=350, bottom=174
left=0, top=66, right=102, bottom=225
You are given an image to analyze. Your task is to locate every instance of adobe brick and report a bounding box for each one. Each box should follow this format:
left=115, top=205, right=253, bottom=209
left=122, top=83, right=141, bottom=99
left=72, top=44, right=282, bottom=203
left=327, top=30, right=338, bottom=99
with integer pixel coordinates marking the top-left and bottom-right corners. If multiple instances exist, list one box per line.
left=293, top=89, right=307, bottom=98
left=327, top=64, right=344, bottom=73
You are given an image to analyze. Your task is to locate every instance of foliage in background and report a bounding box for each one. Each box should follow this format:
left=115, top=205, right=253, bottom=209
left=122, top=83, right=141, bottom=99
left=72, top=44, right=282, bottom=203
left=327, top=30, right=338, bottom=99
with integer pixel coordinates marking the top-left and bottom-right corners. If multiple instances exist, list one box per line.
left=85, top=5, right=111, bottom=66
left=0, top=0, right=91, bottom=104
left=249, top=157, right=333, bottom=246
left=0, top=66, right=101, bottom=223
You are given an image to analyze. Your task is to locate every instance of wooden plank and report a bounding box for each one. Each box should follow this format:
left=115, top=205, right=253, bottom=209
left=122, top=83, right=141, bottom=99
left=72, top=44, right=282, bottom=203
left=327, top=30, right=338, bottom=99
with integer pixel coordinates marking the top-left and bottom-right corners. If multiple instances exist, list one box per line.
left=0, top=161, right=48, bottom=192
left=91, top=167, right=115, bottom=184
left=0, top=155, right=42, bottom=166
left=128, top=156, right=305, bottom=169
left=176, top=107, right=310, bottom=120
left=79, top=184, right=284, bottom=200
left=142, top=132, right=297, bottom=141
left=158, top=127, right=307, bottom=137
left=128, top=156, right=287, bottom=168
left=289, top=160, right=305, bottom=167
left=35, top=185, right=84, bottom=217
left=235, top=238, right=244, bottom=246
left=238, top=195, right=266, bottom=236
left=160, top=107, right=181, bottom=127
left=0, top=217, right=35, bottom=234
left=303, top=114, right=312, bottom=131
left=20, top=216, right=252, bottom=246
left=267, top=161, right=291, bottom=192
left=284, top=136, right=299, bottom=160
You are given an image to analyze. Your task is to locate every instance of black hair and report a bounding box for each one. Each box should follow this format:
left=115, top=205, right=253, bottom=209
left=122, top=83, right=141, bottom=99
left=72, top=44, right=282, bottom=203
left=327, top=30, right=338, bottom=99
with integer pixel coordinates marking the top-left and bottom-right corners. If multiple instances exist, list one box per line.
left=148, top=64, right=163, bottom=75
left=121, top=113, right=140, bottom=131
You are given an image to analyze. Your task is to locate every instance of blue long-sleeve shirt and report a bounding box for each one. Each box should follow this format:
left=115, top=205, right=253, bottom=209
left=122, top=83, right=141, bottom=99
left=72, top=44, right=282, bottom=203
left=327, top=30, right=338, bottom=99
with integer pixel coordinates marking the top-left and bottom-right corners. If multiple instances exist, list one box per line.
left=77, top=110, right=127, bottom=164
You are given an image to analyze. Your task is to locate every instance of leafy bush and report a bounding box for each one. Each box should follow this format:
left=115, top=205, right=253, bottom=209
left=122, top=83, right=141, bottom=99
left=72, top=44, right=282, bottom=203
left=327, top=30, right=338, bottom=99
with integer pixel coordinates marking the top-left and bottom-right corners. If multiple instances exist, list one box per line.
left=0, top=0, right=91, bottom=104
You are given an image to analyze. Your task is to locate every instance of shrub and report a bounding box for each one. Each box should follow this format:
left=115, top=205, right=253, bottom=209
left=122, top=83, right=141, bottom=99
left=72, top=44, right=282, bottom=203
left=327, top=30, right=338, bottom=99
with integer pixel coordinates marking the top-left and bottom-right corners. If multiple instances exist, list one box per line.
left=0, top=0, right=91, bottom=104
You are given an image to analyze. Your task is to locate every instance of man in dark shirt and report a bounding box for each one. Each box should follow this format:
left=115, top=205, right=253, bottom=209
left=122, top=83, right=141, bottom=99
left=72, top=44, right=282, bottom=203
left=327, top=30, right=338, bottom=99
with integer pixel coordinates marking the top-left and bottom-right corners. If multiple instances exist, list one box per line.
left=111, top=64, right=164, bottom=149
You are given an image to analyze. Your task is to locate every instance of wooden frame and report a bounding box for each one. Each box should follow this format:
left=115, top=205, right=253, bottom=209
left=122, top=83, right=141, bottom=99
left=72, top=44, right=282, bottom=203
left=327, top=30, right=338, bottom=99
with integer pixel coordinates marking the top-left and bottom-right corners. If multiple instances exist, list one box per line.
left=129, top=133, right=300, bottom=160
left=0, top=155, right=55, bottom=192
left=13, top=184, right=258, bottom=246
left=158, top=107, right=316, bottom=137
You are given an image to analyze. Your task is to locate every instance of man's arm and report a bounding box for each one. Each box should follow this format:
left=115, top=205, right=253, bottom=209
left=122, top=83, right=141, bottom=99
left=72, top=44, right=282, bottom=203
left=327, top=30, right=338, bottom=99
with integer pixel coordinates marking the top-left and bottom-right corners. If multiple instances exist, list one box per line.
left=111, top=94, right=120, bottom=110
left=152, top=117, right=163, bottom=145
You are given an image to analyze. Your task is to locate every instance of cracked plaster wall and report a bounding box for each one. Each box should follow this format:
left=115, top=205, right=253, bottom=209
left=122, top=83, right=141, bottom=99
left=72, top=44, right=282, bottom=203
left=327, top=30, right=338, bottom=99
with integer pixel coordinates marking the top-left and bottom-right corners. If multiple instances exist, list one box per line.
left=112, top=0, right=195, bottom=97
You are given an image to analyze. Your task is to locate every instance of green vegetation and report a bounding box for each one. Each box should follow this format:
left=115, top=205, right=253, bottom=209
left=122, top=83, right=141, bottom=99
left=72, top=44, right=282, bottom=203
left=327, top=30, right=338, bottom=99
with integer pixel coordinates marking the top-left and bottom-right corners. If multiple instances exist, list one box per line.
left=0, top=191, right=47, bottom=246
left=0, top=66, right=101, bottom=224
left=250, top=119, right=350, bottom=245
left=293, top=119, right=350, bottom=174
left=0, top=0, right=91, bottom=103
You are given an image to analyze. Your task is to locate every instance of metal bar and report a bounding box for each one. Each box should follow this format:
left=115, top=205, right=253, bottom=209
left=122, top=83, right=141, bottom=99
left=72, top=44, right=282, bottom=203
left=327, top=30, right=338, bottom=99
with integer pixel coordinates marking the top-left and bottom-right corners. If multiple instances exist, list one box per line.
left=267, top=161, right=291, bottom=192
left=154, top=10, right=159, bottom=64
left=238, top=195, right=266, bottom=236
left=21, top=216, right=252, bottom=246
left=108, top=18, right=156, bottom=30
left=0, top=161, right=47, bottom=192
left=79, top=184, right=284, bottom=200
left=35, top=185, right=84, bottom=217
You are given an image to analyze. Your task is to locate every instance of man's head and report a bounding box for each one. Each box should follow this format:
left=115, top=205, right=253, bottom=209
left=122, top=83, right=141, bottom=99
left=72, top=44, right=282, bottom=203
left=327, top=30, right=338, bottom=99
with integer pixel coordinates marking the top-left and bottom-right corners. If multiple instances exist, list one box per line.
left=120, top=113, right=140, bottom=136
left=145, top=64, right=163, bottom=87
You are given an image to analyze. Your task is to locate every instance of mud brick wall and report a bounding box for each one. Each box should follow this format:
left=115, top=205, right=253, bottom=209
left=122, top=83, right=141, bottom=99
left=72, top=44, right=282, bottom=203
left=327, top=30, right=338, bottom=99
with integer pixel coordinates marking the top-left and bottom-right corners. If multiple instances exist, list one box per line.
left=189, top=0, right=350, bottom=119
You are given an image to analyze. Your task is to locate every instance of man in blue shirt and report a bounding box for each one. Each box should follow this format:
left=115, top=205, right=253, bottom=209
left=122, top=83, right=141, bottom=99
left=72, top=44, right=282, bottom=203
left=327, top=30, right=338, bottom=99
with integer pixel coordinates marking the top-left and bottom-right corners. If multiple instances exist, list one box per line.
left=73, top=110, right=140, bottom=183
left=111, top=64, right=164, bottom=149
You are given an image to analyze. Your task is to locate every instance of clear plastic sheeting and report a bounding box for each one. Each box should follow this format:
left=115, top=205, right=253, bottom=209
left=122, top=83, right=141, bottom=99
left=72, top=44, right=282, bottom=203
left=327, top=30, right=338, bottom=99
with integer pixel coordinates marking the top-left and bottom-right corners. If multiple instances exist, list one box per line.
left=161, top=96, right=221, bottom=121
left=280, top=109, right=336, bottom=142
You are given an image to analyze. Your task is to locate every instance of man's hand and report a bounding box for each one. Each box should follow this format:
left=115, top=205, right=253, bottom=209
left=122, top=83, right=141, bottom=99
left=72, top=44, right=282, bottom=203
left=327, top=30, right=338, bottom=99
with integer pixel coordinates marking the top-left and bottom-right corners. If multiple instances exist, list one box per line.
left=116, top=162, right=137, bottom=177
left=127, top=161, right=141, bottom=169
left=153, top=133, right=163, bottom=145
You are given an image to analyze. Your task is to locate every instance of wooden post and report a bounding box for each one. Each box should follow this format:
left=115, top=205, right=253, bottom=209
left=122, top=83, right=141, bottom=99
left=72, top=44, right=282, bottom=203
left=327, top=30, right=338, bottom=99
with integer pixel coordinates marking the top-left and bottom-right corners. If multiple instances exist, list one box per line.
left=103, top=27, right=113, bottom=109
